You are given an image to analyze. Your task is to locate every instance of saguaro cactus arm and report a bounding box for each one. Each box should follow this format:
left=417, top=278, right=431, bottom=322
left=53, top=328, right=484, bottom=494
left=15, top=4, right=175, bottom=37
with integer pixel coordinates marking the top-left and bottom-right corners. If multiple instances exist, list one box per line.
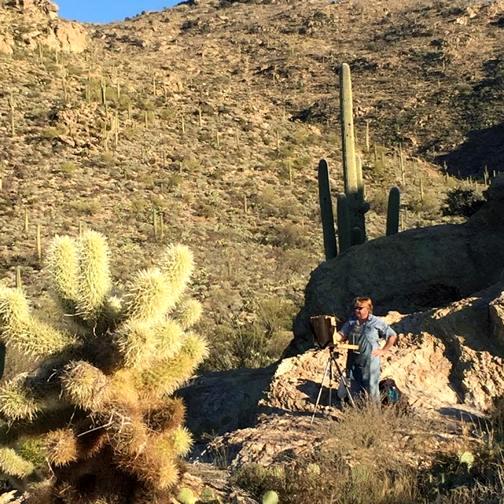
left=317, top=159, right=338, bottom=260
left=336, top=193, right=351, bottom=253
left=386, top=187, right=401, bottom=236
left=340, top=63, right=358, bottom=197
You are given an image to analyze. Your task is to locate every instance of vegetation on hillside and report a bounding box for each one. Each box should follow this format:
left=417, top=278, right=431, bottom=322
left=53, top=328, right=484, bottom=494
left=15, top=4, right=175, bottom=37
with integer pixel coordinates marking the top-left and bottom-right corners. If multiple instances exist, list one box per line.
left=1, top=0, right=499, bottom=375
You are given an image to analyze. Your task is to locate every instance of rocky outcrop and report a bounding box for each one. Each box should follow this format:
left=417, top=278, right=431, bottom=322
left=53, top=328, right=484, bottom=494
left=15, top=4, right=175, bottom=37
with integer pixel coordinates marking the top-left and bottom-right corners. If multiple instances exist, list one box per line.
left=189, top=318, right=502, bottom=467
left=288, top=176, right=504, bottom=355
left=490, top=293, right=504, bottom=346
left=4, top=0, right=58, bottom=18
left=183, top=283, right=504, bottom=468
left=43, top=21, right=88, bottom=52
left=0, top=0, right=89, bottom=54
left=0, top=31, right=14, bottom=54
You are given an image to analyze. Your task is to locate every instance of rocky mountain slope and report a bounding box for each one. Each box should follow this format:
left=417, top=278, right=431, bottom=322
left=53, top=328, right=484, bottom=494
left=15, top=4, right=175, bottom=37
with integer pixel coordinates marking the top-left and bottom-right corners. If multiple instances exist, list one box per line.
left=0, top=0, right=502, bottom=373
left=0, top=0, right=503, bottom=502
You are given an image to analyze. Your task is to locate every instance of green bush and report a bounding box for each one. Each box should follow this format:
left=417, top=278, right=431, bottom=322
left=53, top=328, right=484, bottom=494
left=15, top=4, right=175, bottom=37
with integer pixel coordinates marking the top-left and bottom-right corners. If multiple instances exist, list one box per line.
left=58, top=161, right=78, bottom=177
left=205, top=297, right=296, bottom=371
left=270, top=223, right=309, bottom=249
left=442, top=188, right=484, bottom=217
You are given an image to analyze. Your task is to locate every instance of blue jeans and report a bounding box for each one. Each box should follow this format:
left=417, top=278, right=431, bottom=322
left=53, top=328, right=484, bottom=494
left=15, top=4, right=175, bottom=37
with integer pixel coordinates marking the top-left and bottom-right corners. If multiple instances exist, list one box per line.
left=347, top=354, right=381, bottom=402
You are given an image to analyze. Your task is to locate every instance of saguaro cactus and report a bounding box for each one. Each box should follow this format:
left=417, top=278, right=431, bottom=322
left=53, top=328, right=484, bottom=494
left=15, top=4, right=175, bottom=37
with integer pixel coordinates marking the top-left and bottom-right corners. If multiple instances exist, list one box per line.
left=339, top=63, right=369, bottom=246
left=336, top=192, right=351, bottom=253
left=316, top=63, right=401, bottom=254
left=0, top=231, right=207, bottom=502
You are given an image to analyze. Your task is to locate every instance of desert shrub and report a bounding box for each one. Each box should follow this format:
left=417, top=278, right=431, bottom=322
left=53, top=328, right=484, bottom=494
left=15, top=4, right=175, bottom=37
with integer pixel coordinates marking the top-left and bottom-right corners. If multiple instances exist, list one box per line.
left=442, top=188, right=484, bottom=217
left=97, top=151, right=115, bottom=167
left=417, top=395, right=504, bottom=503
left=407, top=191, right=440, bottom=216
left=117, top=94, right=133, bottom=111
left=282, top=248, right=316, bottom=275
left=159, top=107, right=178, bottom=121
left=207, top=325, right=271, bottom=370
left=255, top=297, right=296, bottom=337
left=256, top=187, right=304, bottom=219
left=233, top=403, right=504, bottom=503
left=368, top=190, right=389, bottom=214
left=39, top=126, right=66, bottom=139
left=234, top=443, right=418, bottom=503
left=270, top=223, right=309, bottom=249
left=67, top=198, right=100, bottom=215
left=490, top=395, right=504, bottom=444
left=129, top=194, right=150, bottom=215
left=205, top=297, right=296, bottom=371
left=58, top=161, right=78, bottom=177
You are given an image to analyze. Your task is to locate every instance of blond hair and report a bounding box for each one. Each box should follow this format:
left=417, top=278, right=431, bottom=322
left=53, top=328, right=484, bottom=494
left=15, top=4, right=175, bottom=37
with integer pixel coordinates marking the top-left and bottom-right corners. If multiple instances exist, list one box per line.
left=353, top=296, right=373, bottom=314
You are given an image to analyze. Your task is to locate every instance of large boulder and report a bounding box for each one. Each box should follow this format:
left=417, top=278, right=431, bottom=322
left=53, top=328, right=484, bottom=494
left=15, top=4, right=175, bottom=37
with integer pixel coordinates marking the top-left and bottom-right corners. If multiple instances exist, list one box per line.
left=288, top=176, right=504, bottom=355
left=490, top=292, right=504, bottom=346
left=191, top=319, right=503, bottom=468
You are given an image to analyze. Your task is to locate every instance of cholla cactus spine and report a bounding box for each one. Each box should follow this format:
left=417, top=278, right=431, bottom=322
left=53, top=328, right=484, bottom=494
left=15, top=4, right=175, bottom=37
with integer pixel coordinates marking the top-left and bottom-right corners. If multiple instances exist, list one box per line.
left=0, top=232, right=206, bottom=501
left=0, top=447, right=34, bottom=478
left=0, top=374, right=42, bottom=422
left=46, top=235, right=80, bottom=309
left=0, top=287, right=75, bottom=359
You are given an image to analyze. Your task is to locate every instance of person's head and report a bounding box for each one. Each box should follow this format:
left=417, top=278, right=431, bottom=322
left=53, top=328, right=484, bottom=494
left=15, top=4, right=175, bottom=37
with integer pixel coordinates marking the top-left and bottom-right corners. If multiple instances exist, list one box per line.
left=352, top=296, right=373, bottom=322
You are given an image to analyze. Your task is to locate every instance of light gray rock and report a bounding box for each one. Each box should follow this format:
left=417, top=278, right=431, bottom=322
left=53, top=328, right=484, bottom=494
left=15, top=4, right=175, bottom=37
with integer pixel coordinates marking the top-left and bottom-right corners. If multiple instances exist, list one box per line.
left=490, top=292, right=504, bottom=346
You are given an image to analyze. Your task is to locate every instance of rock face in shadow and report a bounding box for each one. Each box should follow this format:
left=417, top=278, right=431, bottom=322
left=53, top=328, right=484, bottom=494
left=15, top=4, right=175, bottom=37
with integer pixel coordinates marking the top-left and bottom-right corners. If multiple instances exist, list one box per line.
left=436, top=123, right=504, bottom=178
left=288, top=176, right=504, bottom=356
left=177, top=363, right=279, bottom=437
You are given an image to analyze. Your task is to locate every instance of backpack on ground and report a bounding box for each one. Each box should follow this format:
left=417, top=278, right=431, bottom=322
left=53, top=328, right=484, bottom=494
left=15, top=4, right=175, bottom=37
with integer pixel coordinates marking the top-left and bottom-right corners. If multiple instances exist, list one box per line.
left=379, top=378, right=403, bottom=406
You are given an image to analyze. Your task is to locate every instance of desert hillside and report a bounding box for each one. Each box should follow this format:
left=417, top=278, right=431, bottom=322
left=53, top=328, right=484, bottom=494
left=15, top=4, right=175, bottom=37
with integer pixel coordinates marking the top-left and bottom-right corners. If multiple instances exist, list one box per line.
left=0, top=0, right=502, bottom=371
left=0, top=0, right=503, bottom=502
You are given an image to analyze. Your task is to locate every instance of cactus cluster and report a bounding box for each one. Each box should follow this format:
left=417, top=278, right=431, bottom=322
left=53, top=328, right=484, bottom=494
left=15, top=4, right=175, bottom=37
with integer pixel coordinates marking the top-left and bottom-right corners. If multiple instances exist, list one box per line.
left=0, top=230, right=207, bottom=503
left=318, top=63, right=401, bottom=259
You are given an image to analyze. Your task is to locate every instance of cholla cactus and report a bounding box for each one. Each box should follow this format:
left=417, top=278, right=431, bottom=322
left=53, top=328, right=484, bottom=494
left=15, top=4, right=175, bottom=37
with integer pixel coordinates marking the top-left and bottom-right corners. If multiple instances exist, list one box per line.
left=0, top=231, right=207, bottom=503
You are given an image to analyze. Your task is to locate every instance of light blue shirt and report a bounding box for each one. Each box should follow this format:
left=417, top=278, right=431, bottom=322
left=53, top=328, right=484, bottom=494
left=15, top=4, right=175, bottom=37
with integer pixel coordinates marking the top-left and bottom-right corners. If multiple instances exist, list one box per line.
left=340, top=314, right=396, bottom=366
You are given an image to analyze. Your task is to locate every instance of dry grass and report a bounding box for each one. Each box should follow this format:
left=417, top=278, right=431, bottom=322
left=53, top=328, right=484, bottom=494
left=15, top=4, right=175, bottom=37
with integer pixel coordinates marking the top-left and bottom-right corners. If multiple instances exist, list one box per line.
left=234, top=398, right=504, bottom=503
left=233, top=404, right=422, bottom=503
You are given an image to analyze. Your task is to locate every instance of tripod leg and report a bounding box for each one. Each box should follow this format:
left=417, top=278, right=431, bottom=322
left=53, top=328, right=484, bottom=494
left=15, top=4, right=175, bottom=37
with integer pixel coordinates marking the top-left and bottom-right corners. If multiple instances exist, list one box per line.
left=333, top=358, right=356, bottom=408
left=328, top=357, right=333, bottom=408
left=310, top=356, right=331, bottom=424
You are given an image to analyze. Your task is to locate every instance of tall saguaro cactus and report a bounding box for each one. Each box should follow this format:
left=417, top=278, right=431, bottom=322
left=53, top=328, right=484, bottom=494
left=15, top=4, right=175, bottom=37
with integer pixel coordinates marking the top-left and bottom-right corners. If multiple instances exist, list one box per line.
left=339, top=63, right=368, bottom=246
left=0, top=231, right=207, bottom=502
left=316, top=63, right=401, bottom=256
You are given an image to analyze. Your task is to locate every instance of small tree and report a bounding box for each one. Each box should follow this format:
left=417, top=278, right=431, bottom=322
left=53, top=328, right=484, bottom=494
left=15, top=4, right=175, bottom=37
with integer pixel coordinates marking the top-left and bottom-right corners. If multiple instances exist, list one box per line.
left=0, top=231, right=207, bottom=502
left=442, top=188, right=484, bottom=218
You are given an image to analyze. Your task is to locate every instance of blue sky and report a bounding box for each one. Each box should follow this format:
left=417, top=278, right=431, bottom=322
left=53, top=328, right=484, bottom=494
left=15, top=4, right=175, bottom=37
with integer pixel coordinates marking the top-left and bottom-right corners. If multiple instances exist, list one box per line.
left=58, top=1, right=179, bottom=23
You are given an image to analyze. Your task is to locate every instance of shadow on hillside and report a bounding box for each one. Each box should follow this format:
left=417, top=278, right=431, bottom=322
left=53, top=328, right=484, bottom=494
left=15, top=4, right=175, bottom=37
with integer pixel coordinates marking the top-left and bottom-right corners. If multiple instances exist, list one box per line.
left=297, top=379, right=345, bottom=411
left=436, top=122, right=504, bottom=178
